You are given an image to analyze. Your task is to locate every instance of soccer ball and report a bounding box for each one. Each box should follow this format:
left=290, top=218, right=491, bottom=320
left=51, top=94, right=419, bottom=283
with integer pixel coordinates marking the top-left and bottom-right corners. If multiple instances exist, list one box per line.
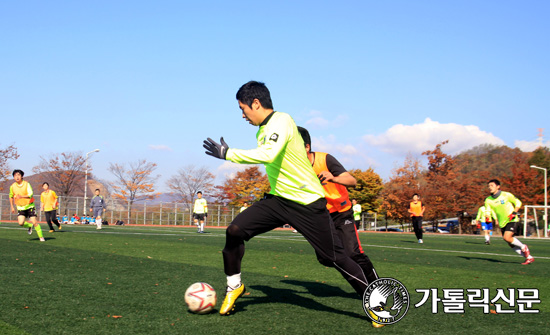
left=185, top=282, right=217, bottom=314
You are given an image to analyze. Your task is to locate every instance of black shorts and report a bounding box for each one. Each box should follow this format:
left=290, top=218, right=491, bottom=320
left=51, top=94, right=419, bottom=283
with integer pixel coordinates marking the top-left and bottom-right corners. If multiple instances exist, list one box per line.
left=193, top=213, right=206, bottom=221
left=18, top=207, right=37, bottom=218
left=501, top=221, right=521, bottom=235
left=231, top=195, right=344, bottom=263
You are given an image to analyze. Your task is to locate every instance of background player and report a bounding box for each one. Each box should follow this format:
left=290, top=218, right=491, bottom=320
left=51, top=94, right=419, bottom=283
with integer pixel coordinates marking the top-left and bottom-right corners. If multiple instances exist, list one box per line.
left=89, top=189, right=106, bottom=230
left=40, top=182, right=62, bottom=233
left=484, top=179, right=534, bottom=265
left=352, top=199, right=362, bottom=230
left=193, top=191, right=208, bottom=233
left=9, top=169, right=45, bottom=242
left=475, top=204, right=496, bottom=245
left=408, top=194, right=425, bottom=243
left=203, top=81, right=369, bottom=320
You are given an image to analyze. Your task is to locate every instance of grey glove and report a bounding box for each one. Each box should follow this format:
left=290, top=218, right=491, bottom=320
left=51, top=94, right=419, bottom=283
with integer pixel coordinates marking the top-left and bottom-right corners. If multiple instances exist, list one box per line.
left=203, top=137, right=229, bottom=160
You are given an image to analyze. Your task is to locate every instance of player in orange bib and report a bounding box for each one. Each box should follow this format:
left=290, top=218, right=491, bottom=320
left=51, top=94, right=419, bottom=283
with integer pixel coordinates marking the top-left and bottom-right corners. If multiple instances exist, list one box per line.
left=9, top=169, right=45, bottom=242
left=408, top=194, right=425, bottom=243
left=297, top=128, right=379, bottom=282
left=40, top=182, right=62, bottom=232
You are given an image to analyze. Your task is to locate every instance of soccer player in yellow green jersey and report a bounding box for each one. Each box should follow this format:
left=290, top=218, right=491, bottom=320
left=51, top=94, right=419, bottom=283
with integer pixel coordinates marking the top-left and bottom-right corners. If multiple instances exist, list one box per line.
left=484, top=179, right=534, bottom=265
left=204, top=81, right=369, bottom=318
left=193, top=191, right=208, bottom=233
left=9, top=169, right=45, bottom=242
left=475, top=204, right=496, bottom=245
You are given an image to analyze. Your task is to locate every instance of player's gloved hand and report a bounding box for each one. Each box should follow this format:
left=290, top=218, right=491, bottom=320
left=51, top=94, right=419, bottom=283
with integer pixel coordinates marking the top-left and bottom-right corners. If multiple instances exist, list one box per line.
left=203, top=137, right=229, bottom=160
left=317, top=174, right=327, bottom=185
left=508, top=211, right=518, bottom=220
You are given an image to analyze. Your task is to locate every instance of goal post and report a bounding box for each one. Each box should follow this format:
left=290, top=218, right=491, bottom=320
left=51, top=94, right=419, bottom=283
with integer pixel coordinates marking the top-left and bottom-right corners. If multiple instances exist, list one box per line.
left=523, top=205, right=549, bottom=238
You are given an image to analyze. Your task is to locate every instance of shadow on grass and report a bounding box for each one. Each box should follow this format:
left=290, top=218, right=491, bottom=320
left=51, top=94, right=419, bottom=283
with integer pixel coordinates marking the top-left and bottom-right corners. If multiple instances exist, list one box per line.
left=457, top=256, right=518, bottom=264
left=241, top=280, right=365, bottom=319
left=31, top=237, right=56, bottom=241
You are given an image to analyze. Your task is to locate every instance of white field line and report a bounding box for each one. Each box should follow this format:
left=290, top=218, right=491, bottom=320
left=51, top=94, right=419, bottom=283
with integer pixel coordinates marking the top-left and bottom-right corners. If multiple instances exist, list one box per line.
left=1, top=225, right=548, bottom=260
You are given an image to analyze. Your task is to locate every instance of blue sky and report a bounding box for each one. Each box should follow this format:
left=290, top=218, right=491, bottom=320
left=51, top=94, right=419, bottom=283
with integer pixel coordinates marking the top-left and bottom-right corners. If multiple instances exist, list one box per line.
left=1, top=1, right=549, bottom=192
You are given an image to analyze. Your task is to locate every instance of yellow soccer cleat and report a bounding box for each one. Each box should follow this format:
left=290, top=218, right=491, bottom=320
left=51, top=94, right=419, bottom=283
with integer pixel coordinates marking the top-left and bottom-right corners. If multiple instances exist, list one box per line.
left=368, top=309, right=385, bottom=328
left=372, top=321, right=385, bottom=328
left=219, top=284, right=246, bottom=315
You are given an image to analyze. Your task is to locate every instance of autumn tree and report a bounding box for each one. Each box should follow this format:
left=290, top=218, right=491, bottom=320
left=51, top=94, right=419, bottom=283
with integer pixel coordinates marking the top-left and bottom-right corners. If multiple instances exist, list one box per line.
left=421, top=141, right=458, bottom=222
left=33, top=151, right=88, bottom=197
left=166, top=165, right=215, bottom=203
left=348, top=168, right=383, bottom=213
left=219, top=166, right=270, bottom=207
left=109, top=159, right=160, bottom=212
left=528, top=147, right=550, bottom=206
left=0, top=144, right=19, bottom=190
left=380, top=154, right=426, bottom=223
left=502, top=150, right=539, bottom=205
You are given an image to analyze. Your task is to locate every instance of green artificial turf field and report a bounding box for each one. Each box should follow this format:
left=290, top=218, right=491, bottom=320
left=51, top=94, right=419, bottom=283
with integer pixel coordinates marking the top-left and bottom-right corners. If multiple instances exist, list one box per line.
left=0, top=223, right=548, bottom=334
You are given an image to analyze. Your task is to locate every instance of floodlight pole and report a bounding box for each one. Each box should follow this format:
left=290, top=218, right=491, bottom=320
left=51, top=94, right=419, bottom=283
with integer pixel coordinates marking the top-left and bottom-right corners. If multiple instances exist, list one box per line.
left=83, top=149, right=100, bottom=213
left=530, top=165, right=548, bottom=238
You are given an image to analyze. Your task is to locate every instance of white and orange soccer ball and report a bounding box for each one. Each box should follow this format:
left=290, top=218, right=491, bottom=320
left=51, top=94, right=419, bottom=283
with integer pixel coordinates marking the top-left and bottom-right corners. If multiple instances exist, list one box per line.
left=185, top=282, right=217, bottom=314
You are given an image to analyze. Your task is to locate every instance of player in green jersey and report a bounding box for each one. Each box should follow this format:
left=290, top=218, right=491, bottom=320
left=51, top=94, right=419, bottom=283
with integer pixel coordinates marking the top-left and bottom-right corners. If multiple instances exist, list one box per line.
left=193, top=191, right=208, bottom=233
left=475, top=205, right=496, bottom=245
left=203, top=81, right=369, bottom=318
left=484, top=179, right=534, bottom=265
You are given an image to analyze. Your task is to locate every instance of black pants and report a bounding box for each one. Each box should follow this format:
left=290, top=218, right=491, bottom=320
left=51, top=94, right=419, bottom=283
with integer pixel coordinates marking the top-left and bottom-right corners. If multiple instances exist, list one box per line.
left=412, top=216, right=423, bottom=240
left=45, top=210, right=61, bottom=230
left=223, top=195, right=369, bottom=296
left=331, top=210, right=378, bottom=285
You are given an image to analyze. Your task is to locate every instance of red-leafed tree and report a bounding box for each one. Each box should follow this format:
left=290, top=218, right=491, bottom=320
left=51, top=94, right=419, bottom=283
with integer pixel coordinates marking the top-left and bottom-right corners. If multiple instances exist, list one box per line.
left=380, top=154, right=426, bottom=223
left=219, top=166, right=270, bottom=207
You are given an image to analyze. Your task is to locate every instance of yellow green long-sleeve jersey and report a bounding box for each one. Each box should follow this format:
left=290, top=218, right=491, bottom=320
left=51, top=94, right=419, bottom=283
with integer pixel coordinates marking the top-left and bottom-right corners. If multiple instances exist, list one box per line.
left=484, top=191, right=522, bottom=228
left=226, top=112, right=324, bottom=206
left=475, top=205, right=496, bottom=222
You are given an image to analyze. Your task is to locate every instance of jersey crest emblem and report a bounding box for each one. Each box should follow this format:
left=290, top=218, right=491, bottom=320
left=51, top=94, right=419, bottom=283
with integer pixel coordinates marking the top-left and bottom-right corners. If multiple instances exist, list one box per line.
left=269, top=133, right=279, bottom=142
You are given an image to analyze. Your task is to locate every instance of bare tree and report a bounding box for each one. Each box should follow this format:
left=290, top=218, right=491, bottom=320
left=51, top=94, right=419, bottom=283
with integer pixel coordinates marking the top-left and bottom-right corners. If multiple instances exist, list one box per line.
left=166, top=165, right=215, bottom=203
left=0, top=144, right=19, bottom=189
left=109, top=159, right=160, bottom=212
left=32, top=151, right=87, bottom=197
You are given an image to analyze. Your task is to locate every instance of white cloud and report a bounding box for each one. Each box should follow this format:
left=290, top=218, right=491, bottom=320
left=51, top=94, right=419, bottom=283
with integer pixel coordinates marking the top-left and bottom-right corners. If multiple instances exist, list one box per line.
left=304, top=110, right=349, bottom=129
left=312, top=135, right=358, bottom=156
left=363, top=118, right=505, bottom=155
left=515, top=140, right=550, bottom=152
left=148, top=144, right=172, bottom=152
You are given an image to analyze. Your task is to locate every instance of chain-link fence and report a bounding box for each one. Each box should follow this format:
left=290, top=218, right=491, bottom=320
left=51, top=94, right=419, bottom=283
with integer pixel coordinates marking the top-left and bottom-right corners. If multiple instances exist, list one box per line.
left=0, top=193, right=245, bottom=227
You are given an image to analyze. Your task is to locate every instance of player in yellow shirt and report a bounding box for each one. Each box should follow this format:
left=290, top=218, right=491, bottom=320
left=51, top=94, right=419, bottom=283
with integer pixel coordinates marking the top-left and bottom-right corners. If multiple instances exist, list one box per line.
left=9, top=170, right=45, bottom=242
left=40, top=182, right=62, bottom=233
left=193, top=191, right=208, bottom=233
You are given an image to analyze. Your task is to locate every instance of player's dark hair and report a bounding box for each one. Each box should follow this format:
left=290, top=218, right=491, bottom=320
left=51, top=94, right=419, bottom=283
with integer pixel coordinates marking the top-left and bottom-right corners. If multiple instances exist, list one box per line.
left=413, top=193, right=420, bottom=197
left=42, top=182, right=49, bottom=187
left=488, top=179, right=500, bottom=186
left=297, top=126, right=311, bottom=148
left=95, top=189, right=100, bottom=192
left=12, top=169, right=24, bottom=177
left=236, top=81, right=274, bottom=109
left=197, top=191, right=202, bottom=195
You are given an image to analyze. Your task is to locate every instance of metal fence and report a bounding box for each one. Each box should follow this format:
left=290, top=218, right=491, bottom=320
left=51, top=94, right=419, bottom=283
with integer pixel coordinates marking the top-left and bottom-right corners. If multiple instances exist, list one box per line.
left=0, top=193, right=386, bottom=229
left=0, top=194, right=244, bottom=227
